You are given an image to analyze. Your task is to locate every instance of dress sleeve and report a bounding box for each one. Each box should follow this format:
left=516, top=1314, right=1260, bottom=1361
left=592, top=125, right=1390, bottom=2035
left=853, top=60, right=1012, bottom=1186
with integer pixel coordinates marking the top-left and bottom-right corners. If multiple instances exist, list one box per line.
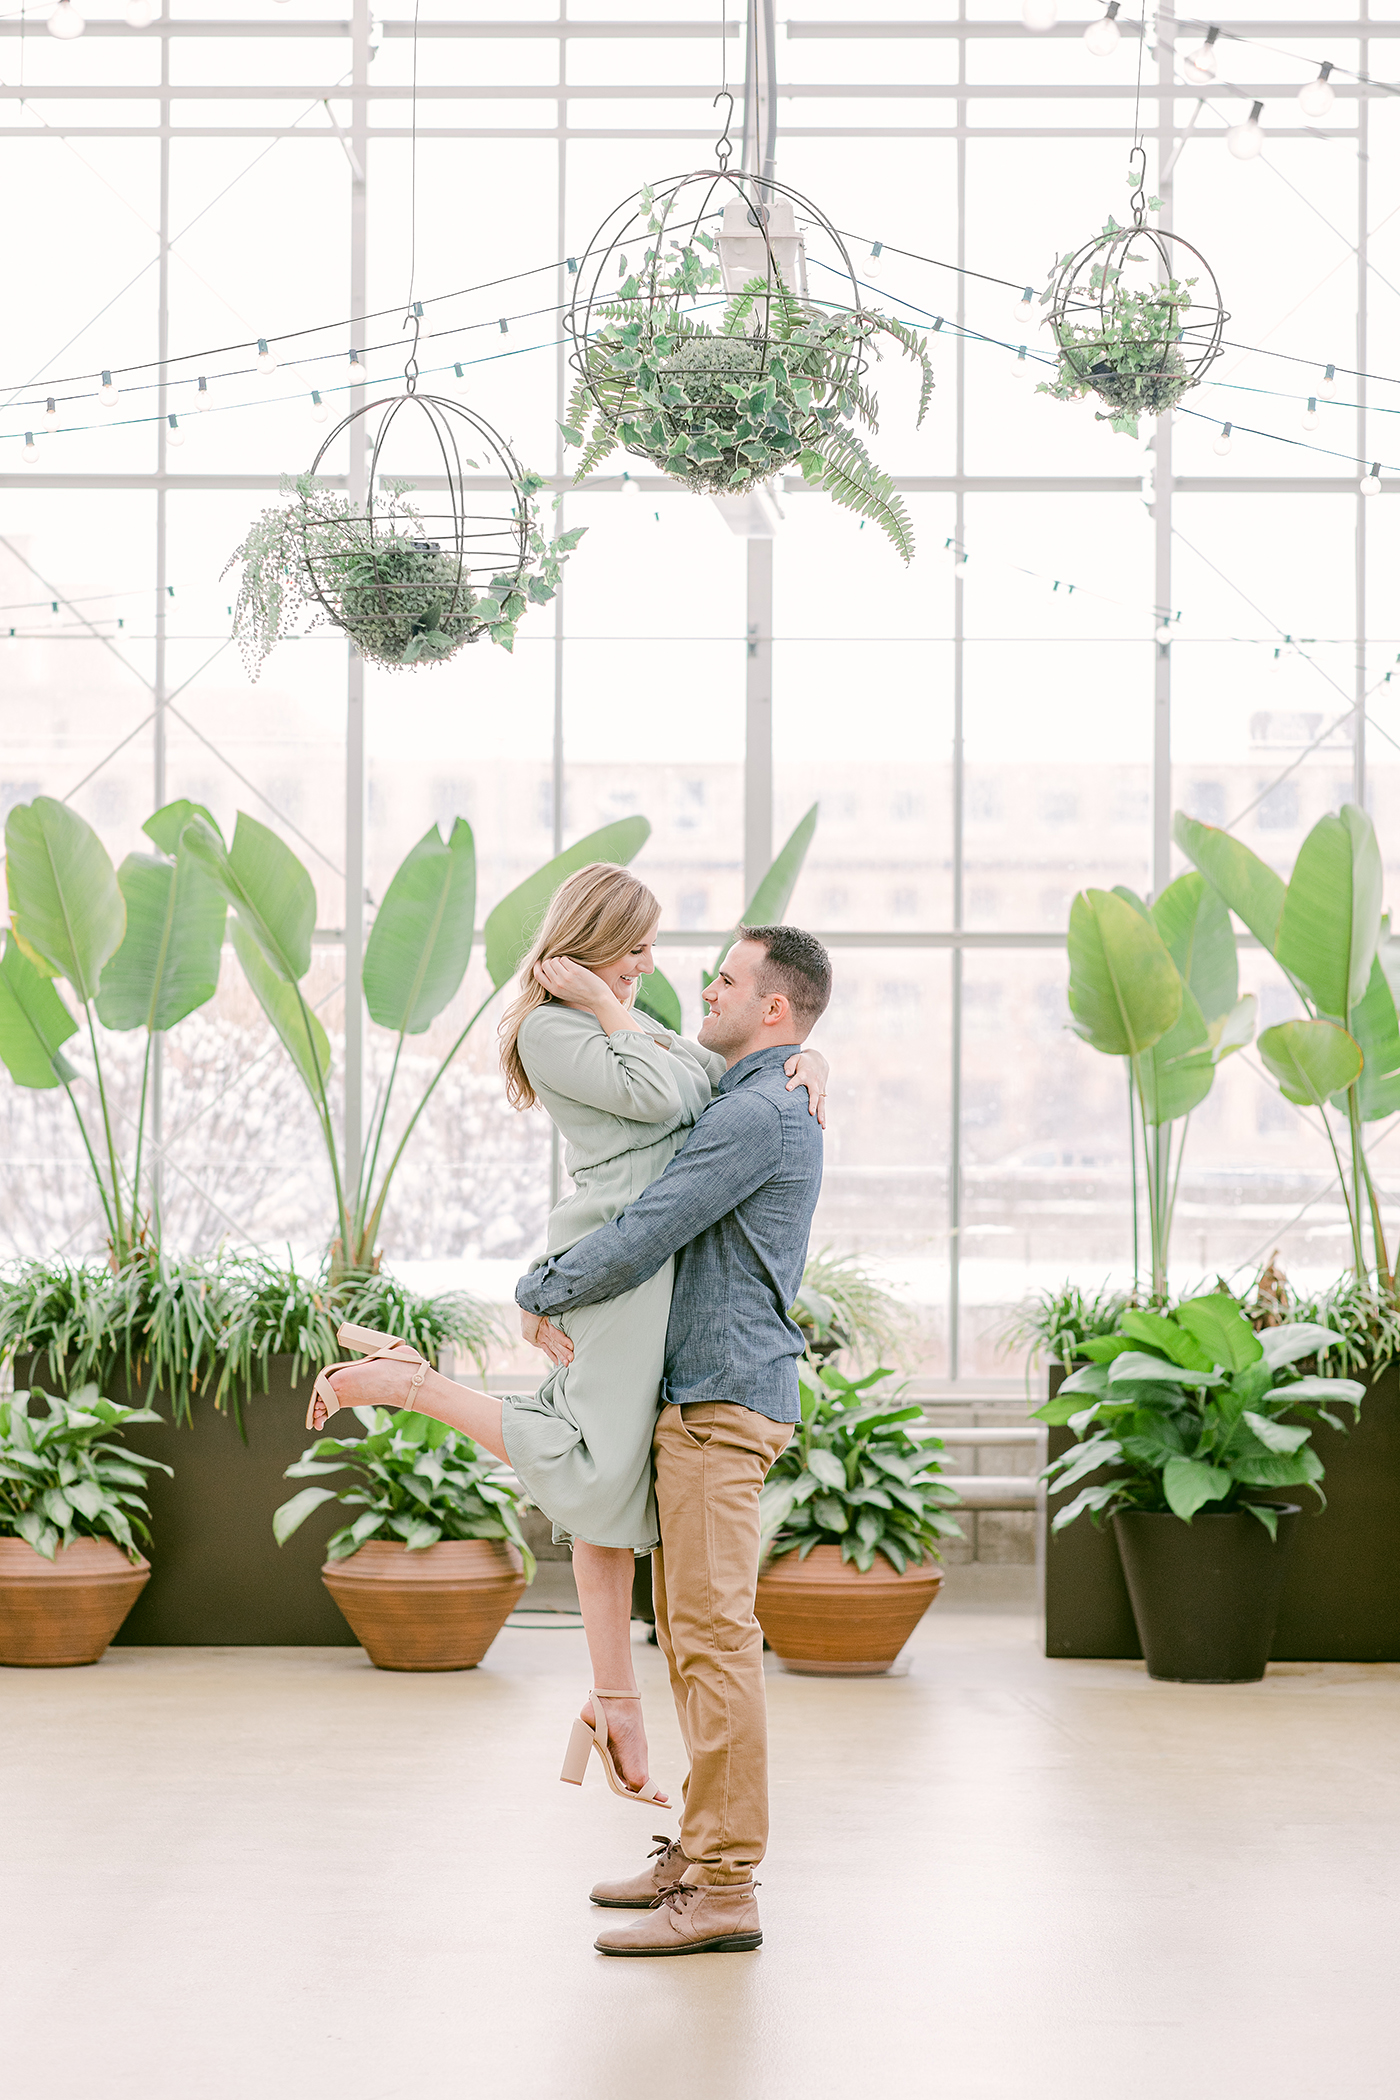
left=680, top=1036, right=728, bottom=1088
left=520, top=1008, right=687, bottom=1125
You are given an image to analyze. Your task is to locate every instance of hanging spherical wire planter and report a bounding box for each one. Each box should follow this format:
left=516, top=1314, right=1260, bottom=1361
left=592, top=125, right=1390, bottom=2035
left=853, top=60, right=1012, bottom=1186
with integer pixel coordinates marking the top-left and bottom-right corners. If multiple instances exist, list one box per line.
left=563, top=93, right=869, bottom=497
left=296, top=376, right=532, bottom=670
left=1045, top=148, right=1226, bottom=429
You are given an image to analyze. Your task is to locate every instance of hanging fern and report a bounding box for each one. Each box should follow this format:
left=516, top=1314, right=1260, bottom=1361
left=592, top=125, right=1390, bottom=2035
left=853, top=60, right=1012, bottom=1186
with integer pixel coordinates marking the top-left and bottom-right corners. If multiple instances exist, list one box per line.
left=564, top=213, right=934, bottom=563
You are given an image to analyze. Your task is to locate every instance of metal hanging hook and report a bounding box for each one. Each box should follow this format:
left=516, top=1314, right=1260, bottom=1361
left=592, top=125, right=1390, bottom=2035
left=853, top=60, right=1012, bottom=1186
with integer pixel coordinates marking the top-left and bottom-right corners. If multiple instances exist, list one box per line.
left=1127, top=143, right=1148, bottom=227
left=713, top=88, right=735, bottom=170
left=402, top=303, right=422, bottom=394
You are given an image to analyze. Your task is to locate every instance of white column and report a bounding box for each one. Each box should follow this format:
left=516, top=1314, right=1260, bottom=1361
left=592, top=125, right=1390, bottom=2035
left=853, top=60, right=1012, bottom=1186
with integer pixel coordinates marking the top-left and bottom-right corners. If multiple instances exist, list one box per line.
left=343, top=0, right=370, bottom=1228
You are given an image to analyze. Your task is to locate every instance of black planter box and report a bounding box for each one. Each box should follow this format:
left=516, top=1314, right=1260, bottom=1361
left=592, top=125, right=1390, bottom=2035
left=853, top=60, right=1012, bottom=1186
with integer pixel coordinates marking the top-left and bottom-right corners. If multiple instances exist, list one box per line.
left=1043, top=1359, right=1400, bottom=1663
left=18, top=1353, right=356, bottom=1646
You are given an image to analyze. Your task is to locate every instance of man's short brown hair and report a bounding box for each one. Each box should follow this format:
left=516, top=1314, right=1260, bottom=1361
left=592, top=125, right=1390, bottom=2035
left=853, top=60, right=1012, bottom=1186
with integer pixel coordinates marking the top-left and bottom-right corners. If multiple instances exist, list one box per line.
left=739, top=924, right=832, bottom=1032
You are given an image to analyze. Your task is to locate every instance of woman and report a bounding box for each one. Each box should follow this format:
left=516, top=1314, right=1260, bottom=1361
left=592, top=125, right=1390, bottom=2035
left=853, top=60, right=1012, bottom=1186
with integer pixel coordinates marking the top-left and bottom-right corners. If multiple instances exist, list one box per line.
left=310, top=863, right=826, bottom=1808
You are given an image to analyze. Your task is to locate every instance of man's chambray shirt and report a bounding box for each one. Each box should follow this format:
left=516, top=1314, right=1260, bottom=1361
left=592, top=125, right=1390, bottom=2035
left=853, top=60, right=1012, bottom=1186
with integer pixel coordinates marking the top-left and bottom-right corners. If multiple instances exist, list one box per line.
left=515, top=1042, right=823, bottom=1424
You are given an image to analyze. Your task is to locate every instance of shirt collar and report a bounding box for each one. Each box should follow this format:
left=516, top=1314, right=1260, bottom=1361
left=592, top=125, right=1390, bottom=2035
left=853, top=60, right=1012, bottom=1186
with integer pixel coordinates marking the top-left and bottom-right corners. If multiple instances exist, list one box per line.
left=717, top=1042, right=803, bottom=1094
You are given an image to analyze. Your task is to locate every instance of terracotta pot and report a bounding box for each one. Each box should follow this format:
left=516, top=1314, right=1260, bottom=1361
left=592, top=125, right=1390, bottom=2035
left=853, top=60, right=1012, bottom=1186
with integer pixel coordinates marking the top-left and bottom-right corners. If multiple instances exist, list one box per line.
left=0, top=1537, right=150, bottom=1667
left=322, top=1538, right=527, bottom=1671
left=755, top=1542, right=943, bottom=1676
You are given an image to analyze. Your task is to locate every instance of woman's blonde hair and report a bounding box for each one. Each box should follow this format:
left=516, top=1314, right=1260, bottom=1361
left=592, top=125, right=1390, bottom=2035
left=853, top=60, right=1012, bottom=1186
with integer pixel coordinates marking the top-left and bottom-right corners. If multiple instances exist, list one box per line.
left=499, top=861, right=661, bottom=1110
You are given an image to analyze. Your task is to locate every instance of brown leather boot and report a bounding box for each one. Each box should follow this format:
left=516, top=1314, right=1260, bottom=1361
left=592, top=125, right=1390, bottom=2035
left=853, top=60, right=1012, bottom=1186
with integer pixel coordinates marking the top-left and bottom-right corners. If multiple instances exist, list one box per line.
left=594, top=1877, right=762, bottom=1957
left=589, top=1834, right=688, bottom=1909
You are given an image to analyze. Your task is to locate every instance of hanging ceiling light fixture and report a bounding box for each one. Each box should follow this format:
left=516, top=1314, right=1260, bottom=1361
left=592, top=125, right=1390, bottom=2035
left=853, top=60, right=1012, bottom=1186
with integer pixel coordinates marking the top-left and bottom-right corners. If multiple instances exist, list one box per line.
left=1183, top=26, right=1219, bottom=81
left=1084, top=4, right=1122, bottom=57
left=1227, top=101, right=1266, bottom=159
left=1298, top=63, right=1336, bottom=118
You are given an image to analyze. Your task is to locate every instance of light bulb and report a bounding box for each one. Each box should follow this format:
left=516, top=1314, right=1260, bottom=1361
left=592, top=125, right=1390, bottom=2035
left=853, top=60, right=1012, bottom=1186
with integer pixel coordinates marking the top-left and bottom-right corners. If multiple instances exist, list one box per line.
left=1021, top=0, right=1057, bottom=30
left=124, top=0, right=151, bottom=24
left=165, top=413, right=183, bottom=449
left=1227, top=101, right=1265, bottom=160
left=1013, top=284, right=1035, bottom=326
left=310, top=390, right=328, bottom=423
left=23, top=433, right=39, bottom=465
left=1085, top=4, right=1121, bottom=57
left=47, top=0, right=85, bottom=37
left=621, top=471, right=643, bottom=498
left=1183, top=27, right=1219, bottom=82
left=1299, top=63, right=1335, bottom=118
left=196, top=376, right=210, bottom=411
left=1015, top=345, right=1035, bottom=383
left=1269, top=646, right=1285, bottom=674
left=99, top=369, right=118, bottom=408
left=1361, top=463, right=1382, bottom=496
left=349, top=348, right=366, bottom=381
left=1156, top=618, right=1174, bottom=644
left=256, top=337, right=277, bottom=375
left=864, top=242, right=883, bottom=280
left=44, top=397, right=58, bottom=431
left=1301, top=396, right=1318, bottom=431
left=1213, top=421, right=1233, bottom=456
left=1319, top=363, right=1336, bottom=399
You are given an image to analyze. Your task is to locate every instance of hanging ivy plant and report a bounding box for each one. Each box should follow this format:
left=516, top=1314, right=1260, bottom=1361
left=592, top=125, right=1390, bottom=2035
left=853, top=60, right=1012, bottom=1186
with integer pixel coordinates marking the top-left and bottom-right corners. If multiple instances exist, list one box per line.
left=224, top=472, right=584, bottom=677
left=563, top=202, right=933, bottom=562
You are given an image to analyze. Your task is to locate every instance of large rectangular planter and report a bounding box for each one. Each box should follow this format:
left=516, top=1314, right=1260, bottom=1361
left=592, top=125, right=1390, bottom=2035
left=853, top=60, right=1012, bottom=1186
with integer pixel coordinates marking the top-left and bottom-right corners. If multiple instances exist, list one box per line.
left=1044, top=1360, right=1400, bottom=1663
left=19, top=1353, right=356, bottom=1647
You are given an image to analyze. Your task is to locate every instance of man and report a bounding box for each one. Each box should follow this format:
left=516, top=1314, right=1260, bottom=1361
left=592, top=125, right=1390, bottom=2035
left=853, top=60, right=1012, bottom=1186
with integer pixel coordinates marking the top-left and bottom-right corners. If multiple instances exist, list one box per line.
left=515, top=922, right=831, bottom=1958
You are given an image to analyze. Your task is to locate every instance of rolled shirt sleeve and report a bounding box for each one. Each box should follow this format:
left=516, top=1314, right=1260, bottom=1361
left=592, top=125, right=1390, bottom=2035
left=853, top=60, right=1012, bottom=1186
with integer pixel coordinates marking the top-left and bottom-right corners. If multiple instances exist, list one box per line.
left=516, top=1090, right=784, bottom=1314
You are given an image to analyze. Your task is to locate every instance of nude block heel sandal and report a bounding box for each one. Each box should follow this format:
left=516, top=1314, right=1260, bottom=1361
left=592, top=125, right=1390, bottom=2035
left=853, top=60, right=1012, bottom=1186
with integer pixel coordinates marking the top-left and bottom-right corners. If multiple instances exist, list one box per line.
left=304, top=1323, right=430, bottom=1432
left=561, top=1691, right=667, bottom=1806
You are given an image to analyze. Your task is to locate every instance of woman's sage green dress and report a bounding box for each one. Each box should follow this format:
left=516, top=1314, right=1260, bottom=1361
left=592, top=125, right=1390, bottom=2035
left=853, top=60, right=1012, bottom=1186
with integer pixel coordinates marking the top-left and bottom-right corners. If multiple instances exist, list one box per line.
left=500, top=1001, right=726, bottom=1552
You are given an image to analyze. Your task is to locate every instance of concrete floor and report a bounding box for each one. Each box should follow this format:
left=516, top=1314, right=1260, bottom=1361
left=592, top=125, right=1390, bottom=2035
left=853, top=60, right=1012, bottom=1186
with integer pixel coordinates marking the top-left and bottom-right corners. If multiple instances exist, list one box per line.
left=5, top=1580, right=1398, bottom=2100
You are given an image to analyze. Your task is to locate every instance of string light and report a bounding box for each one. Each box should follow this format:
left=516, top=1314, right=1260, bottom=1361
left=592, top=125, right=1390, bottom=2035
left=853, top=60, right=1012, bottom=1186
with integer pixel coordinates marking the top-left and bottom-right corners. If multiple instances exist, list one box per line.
left=349, top=348, right=366, bottom=381
left=1301, top=397, right=1318, bottom=431
left=1319, top=364, right=1337, bottom=399
left=165, top=413, right=183, bottom=448
left=47, top=0, right=84, bottom=37
left=1183, top=27, right=1219, bottom=82
left=1155, top=617, right=1175, bottom=644
left=1298, top=63, right=1335, bottom=118
left=1227, top=102, right=1266, bottom=160
left=256, top=337, right=277, bottom=375
left=1021, top=0, right=1057, bottom=32
left=620, top=471, right=643, bottom=498
left=22, top=433, right=38, bottom=464
left=1085, top=3, right=1121, bottom=57
left=123, top=0, right=151, bottom=23
left=1361, top=462, right=1382, bottom=495
left=44, top=398, right=57, bottom=431
left=310, top=389, right=328, bottom=422
left=1013, top=284, right=1035, bottom=326
left=1213, top=421, right=1234, bottom=456
left=864, top=242, right=883, bottom=280
left=98, top=370, right=118, bottom=408
left=196, top=376, right=211, bottom=410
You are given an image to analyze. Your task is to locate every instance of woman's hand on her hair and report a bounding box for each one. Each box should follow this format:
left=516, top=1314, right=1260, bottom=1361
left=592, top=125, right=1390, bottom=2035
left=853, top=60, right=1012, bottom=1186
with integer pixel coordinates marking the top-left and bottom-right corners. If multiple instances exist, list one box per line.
left=521, top=1309, right=574, bottom=1367
left=784, top=1048, right=829, bottom=1128
left=534, top=955, right=621, bottom=1016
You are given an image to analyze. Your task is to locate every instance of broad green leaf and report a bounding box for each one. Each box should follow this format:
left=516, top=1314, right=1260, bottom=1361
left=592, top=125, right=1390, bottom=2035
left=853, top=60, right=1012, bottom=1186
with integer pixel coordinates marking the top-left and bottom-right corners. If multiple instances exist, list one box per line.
left=1080, top=1335, right=1134, bottom=1364
left=95, top=846, right=226, bottom=1034
left=363, top=820, right=476, bottom=1036
left=0, top=933, right=77, bottom=1089
left=182, top=811, right=315, bottom=984
left=1258, top=1321, right=1339, bottom=1369
left=1342, top=956, right=1400, bottom=1121
left=1050, top=1482, right=1119, bottom=1532
left=1284, top=1375, right=1364, bottom=1405
left=1108, top=1349, right=1220, bottom=1388
left=1151, top=872, right=1237, bottom=1026
left=229, top=918, right=330, bottom=1096
left=482, top=817, right=652, bottom=990
left=143, top=799, right=223, bottom=857
left=1173, top=1294, right=1263, bottom=1373
left=1047, top=1433, right=1123, bottom=1495
left=1120, top=1309, right=1213, bottom=1371
left=1172, top=811, right=1287, bottom=952
left=1245, top=1500, right=1280, bottom=1540
left=708, top=804, right=820, bottom=981
left=1162, top=1455, right=1233, bottom=1520
left=272, top=1484, right=341, bottom=1545
left=634, top=968, right=683, bottom=1032
left=1241, top=1411, right=1311, bottom=1454
left=1258, top=1018, right=1362, bottom=1107
left=5, top=797, right=125, bottom=1002
left=1230, top=1444, right=1324, bottom=1491
left=1134, top=980, right=1213, bottom=1127
left=1211, top=994, right=1257, bottom=1060
left=1275, top=804, right=1381, bottom=1020
left=1067, top=888, right=1181, bottom=1059
left=1051, top=1363, right=1109, bottom=1396
left=805, top=1448, right=846, bottom=1490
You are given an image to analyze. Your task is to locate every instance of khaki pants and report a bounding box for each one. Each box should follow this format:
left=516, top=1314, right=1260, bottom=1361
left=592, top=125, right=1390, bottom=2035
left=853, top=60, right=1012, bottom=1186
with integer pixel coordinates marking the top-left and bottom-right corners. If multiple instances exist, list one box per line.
left=651, top=1400, right=793, bottom=1885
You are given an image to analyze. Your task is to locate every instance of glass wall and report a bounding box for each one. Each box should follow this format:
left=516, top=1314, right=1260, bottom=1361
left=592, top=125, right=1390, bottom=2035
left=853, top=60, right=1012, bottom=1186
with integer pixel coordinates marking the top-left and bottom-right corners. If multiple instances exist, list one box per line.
left=0, top=0, right=1391, bottom=1388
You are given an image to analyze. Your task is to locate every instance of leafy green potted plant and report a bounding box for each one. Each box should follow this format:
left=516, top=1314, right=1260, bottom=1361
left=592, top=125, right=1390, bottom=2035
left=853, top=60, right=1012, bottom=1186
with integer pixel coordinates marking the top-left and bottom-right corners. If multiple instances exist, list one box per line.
left=273, top=1407, right=535, bottom=1670
left=790, top=1251, right=918, bottom=1369
left=564, top=202, right=933, bottom=560
left=0, top=1385, right=169, bottom=1666
left=1038, top=1292, right=1361, bottom=1681
left=755, top=1364, right=962, bottom=1675
left=225, top=472, right=584, bottom=674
